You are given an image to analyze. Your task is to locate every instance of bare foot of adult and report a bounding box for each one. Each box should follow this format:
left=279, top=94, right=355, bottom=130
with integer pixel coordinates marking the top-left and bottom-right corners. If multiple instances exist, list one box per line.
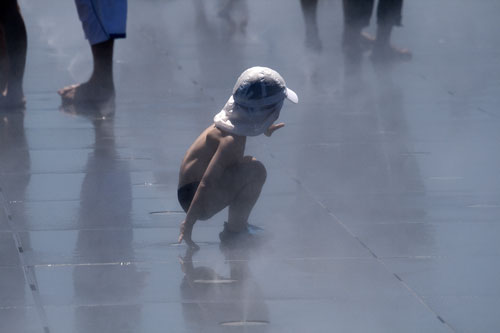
left=359, top=32, right=375, bottom=51
left=305, top=29, right=323, bottom=52
left=371, top=45, right=412, bottom=63
left=58, top=81, right=115, bottom=105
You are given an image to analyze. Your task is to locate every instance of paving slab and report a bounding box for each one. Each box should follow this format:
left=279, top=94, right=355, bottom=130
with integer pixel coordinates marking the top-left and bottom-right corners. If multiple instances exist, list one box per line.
left=0, top=0, right=498, bottom=332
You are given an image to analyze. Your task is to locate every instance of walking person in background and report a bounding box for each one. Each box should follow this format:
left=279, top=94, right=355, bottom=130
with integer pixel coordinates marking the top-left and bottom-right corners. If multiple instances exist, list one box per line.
left=300, top=0, right=323, bottom=52
left=342, top=0, right=411, bottom=64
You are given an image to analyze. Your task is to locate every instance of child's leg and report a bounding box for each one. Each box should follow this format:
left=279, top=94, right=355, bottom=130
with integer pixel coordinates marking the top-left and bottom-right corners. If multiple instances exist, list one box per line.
left=224, top=156, right=267, bottom=232
left=188, top=156, right=266, bottom=232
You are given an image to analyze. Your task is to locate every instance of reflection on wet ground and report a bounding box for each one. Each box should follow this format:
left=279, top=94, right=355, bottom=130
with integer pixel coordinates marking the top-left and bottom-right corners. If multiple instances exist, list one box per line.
left=1, top=0, right=500, bottom=332
left=179, top=246, right=269, bottom=332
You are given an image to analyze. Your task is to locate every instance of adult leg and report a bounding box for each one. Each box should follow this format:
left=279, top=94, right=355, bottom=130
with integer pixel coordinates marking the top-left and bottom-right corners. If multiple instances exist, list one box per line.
left=342, top=0, right=374, bottom=72
left=342, top=0, right=374, bottom=49
left=218, top=0, right=249, bottom=34
left=376, top=0, right=402, bottom=45
left=0, top=26, right=7, bottom=94
left=88, top=39, right=115, bottom=93
left=59, top=0, right=125, bottom=105
left=372, top=0, right=411, bottom=62
left=58, top=39, right=115, bottom=104
left=300, top=0, right=322, bottom=51
left=0, top=0, right=27, bottom=108
left=342, top=0, right=375, bottom=68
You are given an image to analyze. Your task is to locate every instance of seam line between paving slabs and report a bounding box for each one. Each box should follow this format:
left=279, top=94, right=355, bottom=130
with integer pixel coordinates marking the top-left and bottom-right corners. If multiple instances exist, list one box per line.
left=0, top=186, right=51, bottom=333
left=373, top=99, right=455, bottom=331
left=288, top=177, right=457, bottom=332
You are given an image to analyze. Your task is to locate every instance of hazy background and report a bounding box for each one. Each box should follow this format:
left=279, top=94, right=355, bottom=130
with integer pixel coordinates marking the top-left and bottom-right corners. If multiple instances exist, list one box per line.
left=1, top=0, right=499, bottom=332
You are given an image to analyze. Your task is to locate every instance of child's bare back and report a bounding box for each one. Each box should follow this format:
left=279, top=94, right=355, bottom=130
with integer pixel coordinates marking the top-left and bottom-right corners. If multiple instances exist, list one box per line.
left=178, top=124, right=245, bottom=189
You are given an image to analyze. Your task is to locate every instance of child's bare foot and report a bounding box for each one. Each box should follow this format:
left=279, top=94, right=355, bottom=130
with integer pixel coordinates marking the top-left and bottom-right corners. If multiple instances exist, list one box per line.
left=219, top=222, right=268, bottom=248
left=58, top=81, right=115, bottom=105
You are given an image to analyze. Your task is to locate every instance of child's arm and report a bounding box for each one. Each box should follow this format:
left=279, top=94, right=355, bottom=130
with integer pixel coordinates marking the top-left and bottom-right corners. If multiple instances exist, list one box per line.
left=178, top=136, right=244, bottom=247
left=265, top=122, right=285, bottom=137
left=178, top=219, right=198, bottom=249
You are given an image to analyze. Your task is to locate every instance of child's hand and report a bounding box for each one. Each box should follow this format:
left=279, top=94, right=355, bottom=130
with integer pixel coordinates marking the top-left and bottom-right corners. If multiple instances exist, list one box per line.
left=265, top=123, right=285, bottom=137
left=178, top=220, right=200, bottom=250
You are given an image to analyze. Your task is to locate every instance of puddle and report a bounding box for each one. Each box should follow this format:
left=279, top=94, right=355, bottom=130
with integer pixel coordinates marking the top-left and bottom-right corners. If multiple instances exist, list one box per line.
left=116, top=157, right=152, bottom=161
left=193, top=279, right=237, bottom=284
left=428, top=177, right=463, bottom=180
left=169, top=241, right=220, bottom=247
left=467, top=204, right=500, bottom=208
left=133, top=182, right=155, bottom=187
left=219, top=320, right=269, bottom=327
left=399, top=151, right=431, bottom=156
left=149, top=210, right=184, bottom=215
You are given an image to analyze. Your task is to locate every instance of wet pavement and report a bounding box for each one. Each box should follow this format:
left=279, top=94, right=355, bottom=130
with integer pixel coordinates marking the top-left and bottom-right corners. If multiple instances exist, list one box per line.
left=1, top=0, right=500, bottom=332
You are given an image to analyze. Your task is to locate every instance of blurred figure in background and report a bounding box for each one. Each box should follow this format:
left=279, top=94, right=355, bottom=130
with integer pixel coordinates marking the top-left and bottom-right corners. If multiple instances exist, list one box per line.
left=217, top=0, right=249, bottom=35
left=300, top=0, right=323, bottom=52
left=0, top=0, right=27, bottom=109
left=59, top=0, right=127, bottom=105
left=342, top=0, right=411, bottom=64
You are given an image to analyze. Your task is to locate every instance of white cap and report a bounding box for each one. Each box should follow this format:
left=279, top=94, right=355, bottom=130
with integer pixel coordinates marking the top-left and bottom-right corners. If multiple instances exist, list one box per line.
left=214, top=66, right=298, bottom=136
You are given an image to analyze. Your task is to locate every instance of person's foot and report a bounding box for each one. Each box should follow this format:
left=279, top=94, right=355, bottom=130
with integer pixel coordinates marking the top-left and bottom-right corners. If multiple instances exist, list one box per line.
left=371, top=45, right=412, bottom=63
left=58, top=81, right=115, bottom=105
left=359, top=32, right=375, bottom=51
left=218, top=8, right=236, bottom=30
left=342, top=32, right=365, bottom=69
left=342, top=30, right=374, bottom=53
left=219, top=222, right=268, bottom=248
left=0, top=93, right=26, bottom=110
left=305, top=30, right=323, bottom=52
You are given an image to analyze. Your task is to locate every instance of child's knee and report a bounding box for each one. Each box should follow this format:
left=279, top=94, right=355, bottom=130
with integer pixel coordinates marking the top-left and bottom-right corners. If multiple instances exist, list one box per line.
left=198, top=213, right=210, bottom=221
left=231, top=156, right=266, bottom=186
left=249, top=159, right=267, bottom=184
left=197, top=206, right=217, bottom=221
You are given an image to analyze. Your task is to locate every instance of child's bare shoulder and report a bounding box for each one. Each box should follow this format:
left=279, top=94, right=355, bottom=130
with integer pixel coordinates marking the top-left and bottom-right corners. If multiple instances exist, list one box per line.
left=206, top=125, right=245, bottom=156
left=207, top=125, right=243, bottom=144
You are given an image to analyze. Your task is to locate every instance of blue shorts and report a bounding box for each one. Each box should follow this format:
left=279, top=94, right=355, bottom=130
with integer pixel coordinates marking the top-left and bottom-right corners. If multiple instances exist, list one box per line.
left=75, top=0, right=127, bottom=45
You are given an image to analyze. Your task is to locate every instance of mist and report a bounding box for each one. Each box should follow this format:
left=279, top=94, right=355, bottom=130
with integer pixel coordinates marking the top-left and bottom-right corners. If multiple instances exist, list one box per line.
left=1, top=0, right=499, bottom=332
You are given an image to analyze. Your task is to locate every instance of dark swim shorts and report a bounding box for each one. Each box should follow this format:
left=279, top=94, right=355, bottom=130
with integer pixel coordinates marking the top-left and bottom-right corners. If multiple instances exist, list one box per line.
left=177, top=182, right=200, bottom=213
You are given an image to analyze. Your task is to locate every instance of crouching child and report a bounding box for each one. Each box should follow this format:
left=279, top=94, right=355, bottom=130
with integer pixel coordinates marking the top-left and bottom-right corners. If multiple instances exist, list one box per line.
left=177, top=66, right=298, bottom=249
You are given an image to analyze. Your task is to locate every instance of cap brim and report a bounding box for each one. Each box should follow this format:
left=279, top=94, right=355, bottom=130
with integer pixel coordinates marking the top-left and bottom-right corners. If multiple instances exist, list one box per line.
left=285, top=87, right=299, bottom=104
